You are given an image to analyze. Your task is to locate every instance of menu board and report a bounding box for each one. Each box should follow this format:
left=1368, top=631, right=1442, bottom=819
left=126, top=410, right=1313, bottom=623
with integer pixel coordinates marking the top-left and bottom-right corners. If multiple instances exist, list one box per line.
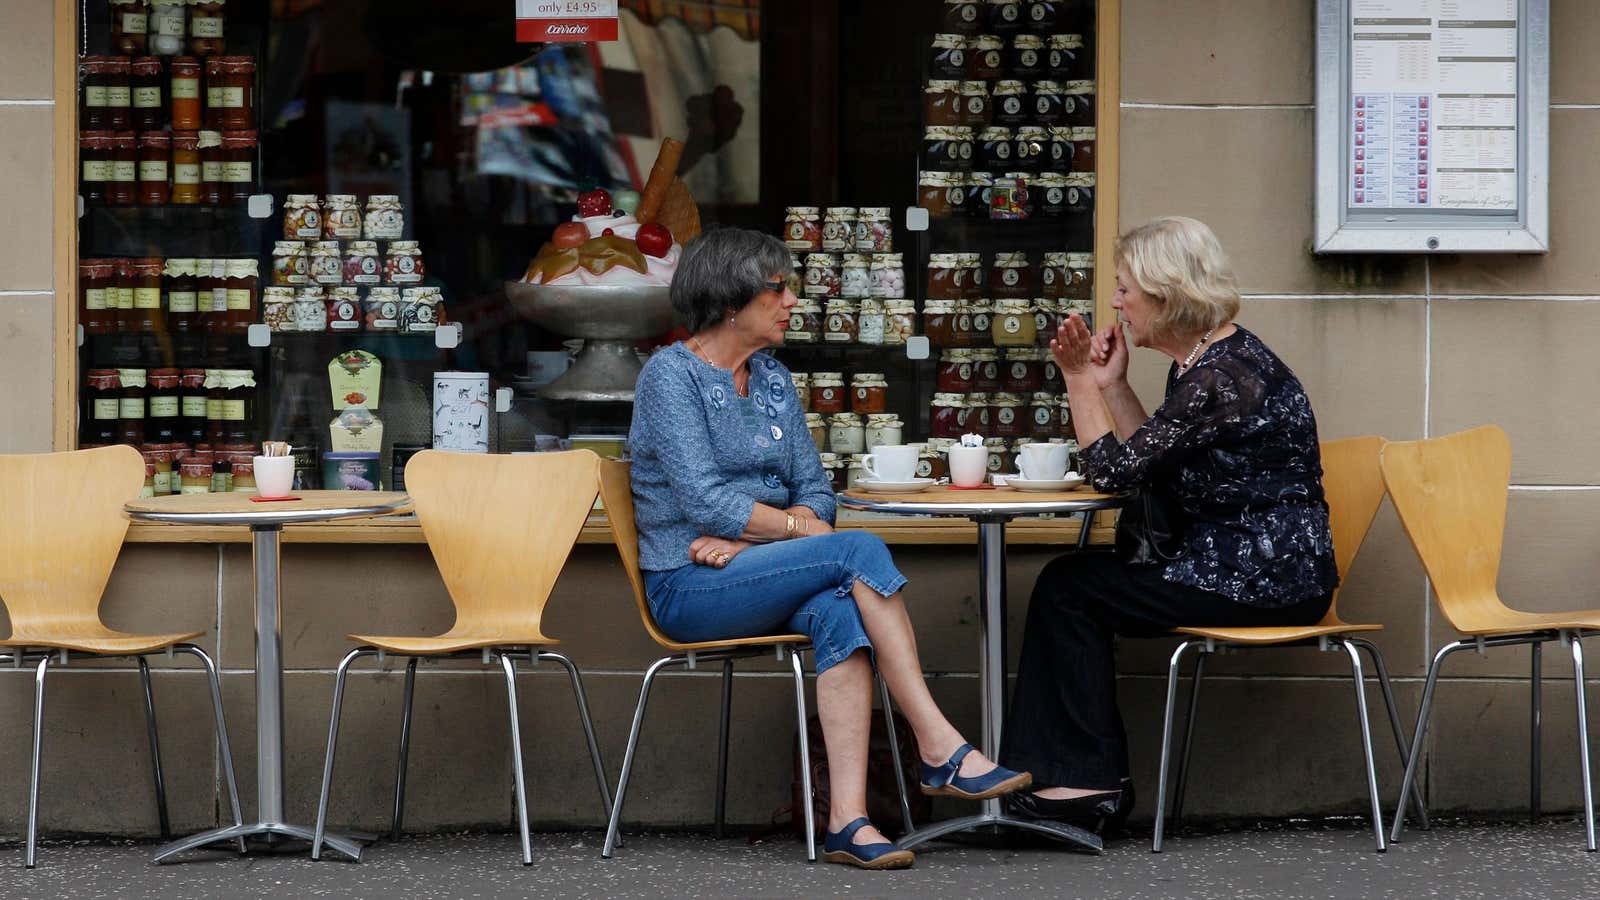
left=1348, top=0, right=1518, bottom=211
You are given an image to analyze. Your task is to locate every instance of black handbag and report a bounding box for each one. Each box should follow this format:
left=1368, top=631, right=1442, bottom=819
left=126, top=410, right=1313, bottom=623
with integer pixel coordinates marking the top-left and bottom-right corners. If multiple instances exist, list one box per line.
left=1114, top=487, right=1188, bottom=566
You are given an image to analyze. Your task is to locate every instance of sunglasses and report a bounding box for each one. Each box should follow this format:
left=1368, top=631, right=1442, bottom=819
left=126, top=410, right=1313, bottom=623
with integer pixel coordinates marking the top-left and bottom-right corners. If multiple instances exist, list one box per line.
left=763, top=279, right=786, bottom=294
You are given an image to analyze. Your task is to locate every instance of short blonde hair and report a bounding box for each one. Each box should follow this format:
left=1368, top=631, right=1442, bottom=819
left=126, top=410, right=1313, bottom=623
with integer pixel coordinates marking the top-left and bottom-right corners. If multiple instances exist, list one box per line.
left=1114, top=216, right=1241, bottom=343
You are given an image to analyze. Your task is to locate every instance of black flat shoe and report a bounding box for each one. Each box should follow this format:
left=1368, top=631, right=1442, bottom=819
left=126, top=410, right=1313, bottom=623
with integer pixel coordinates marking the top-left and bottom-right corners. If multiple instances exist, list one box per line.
left=1100, top=778, right=1136, bottom=838
left=1006, top=788, right=1122, bottom=829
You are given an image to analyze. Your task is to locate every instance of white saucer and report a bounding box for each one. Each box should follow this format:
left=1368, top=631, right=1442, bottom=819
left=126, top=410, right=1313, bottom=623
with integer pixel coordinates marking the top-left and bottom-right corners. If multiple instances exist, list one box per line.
left=856, top=478, right=936, bottom=493
left=1006, top=475, right=1086, bottom=492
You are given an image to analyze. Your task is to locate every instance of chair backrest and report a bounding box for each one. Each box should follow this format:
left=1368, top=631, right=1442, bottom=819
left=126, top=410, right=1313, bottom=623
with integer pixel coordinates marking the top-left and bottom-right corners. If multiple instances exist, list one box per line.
left=597, top=458, right=683, bottom=649
left=0, top=446, right=146, bottom=640
left=1379, top=425, right=1514, bottom=633
left=1318, top=435, right=1389, bottom=624
left=403, top=449, right=600, bottom=641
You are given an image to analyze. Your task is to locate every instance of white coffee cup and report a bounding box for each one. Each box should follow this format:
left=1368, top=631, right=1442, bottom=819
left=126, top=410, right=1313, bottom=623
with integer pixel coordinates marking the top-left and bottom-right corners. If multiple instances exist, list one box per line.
left=948, top=445, right=989, bottom=488
left=861, top=445, right=919, bottom=482
left=254, top=455, right=295, bottom=499
left=1016, top=442, right=1071, bottom=481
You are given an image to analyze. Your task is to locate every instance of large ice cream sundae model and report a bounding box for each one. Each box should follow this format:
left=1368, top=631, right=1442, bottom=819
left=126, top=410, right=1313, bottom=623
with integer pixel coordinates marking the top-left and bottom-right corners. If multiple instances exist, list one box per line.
left=507, top=139, right=699, bottom=401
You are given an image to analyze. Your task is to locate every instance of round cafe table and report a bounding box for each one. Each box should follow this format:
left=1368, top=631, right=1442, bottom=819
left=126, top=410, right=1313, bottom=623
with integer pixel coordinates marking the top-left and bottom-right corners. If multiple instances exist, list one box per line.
left=124, top=490, right=412, bottom=863
left=838, top=484, right=1125, bottom=853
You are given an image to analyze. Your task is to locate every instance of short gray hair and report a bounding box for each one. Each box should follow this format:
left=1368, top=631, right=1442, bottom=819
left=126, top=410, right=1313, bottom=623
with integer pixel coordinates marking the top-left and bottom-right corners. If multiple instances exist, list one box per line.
left=670, top=228, right=794, bottom=333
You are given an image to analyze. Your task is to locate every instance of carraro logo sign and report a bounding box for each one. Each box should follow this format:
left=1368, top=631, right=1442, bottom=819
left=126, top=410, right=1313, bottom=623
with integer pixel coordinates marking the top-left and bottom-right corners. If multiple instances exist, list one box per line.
left=515, top=0, right=620, bottom=42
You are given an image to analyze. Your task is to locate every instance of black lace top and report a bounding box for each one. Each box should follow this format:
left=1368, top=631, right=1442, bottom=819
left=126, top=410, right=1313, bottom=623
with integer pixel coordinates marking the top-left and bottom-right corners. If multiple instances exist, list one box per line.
left=1080, top=327, right=1339, bottom=607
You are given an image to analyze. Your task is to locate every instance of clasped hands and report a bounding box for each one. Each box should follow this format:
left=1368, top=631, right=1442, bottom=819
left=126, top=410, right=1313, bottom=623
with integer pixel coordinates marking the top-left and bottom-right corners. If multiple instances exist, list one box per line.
left=1050, top=313, right=1129, bottom=390
left=689, top=506, right=831, bottom=568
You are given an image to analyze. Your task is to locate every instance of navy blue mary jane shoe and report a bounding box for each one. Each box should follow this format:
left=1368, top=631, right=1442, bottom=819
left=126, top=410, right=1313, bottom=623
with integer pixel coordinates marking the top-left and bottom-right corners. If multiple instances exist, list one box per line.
left=920, top=743, right=1032, bottom=800
left=822, top=817, right=914, bottom=870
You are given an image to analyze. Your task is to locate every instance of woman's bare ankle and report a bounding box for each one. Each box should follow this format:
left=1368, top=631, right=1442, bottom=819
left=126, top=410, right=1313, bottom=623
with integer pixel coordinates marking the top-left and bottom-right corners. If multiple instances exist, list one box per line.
left=1032, top=785, right=1117, bottom=801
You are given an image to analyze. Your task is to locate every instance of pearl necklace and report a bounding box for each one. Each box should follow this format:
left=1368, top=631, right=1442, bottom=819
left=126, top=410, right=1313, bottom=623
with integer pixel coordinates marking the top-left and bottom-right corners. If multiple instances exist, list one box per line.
left=1177, top=328, right=1216, bottom=373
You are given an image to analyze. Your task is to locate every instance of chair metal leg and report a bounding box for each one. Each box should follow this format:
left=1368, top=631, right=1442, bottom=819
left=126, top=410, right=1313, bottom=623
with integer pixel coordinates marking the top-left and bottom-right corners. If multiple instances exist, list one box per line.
left=1532, top=640, right=1543, bottom=823
left=171, top=644, right=247, bottom=854
left=714, top=658, right=734, bottom=838
left=1390, top=640, right=1470, bottom=843
left=1349, top=638, right=1428, bottom=831
left=391, top=656, right=419, bottom=841
left=537, top=651, right=613, bottom=820
left=789, top=647, right=816, bottom=862
left=137, top=656, right=172, bottom=841
left=25, top=655, right=50, bottom=868
left=1170, top=650, right=1207, bottom=829
left=603, top=655, right=677, bottom=858
left=877, top=672, right=915, bottom=836
left=1340, top=640, right=1386, bottom=852
left=1569, top=634, right=1596, bottom=851
left=499, top=653, right=534, bottom=866
left=1152, top=640, right=1203, bottom=853
left=312, top=648, right=376, bottom=861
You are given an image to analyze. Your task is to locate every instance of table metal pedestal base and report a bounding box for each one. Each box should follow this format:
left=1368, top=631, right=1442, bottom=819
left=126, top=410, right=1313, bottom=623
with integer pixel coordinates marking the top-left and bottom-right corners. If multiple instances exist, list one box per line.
left=153, top=822, right=366, bottom=863
left=897, top=812, right=1102, bottom=852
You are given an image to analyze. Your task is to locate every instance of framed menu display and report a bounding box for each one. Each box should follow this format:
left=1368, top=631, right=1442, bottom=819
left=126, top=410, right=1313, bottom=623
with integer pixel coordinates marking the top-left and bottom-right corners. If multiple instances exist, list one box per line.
left=1314, top=0, right=1549, bottom=253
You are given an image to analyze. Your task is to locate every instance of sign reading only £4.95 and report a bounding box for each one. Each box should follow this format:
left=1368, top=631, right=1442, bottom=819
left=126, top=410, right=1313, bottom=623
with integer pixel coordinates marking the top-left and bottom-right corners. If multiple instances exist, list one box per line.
left=516, top=0, right=619, bottom=42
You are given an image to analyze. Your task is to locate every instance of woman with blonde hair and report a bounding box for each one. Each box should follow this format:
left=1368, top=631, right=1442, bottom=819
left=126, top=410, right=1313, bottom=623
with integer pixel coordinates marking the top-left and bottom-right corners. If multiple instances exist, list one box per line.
left=1001, top=217, right=1338, bottom=832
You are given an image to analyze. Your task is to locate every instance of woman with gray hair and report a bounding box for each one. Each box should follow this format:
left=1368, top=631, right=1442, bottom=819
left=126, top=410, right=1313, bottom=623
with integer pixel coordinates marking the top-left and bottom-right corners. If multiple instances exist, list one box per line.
left=1001, top=217, right=1338, bottom=832
left=629, top=228, right=1030, bottom=869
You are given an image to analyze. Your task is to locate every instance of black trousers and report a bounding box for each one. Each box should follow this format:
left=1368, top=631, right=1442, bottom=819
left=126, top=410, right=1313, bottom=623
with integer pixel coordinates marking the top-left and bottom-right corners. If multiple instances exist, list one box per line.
left=999, top=552, right=1332, bottom=790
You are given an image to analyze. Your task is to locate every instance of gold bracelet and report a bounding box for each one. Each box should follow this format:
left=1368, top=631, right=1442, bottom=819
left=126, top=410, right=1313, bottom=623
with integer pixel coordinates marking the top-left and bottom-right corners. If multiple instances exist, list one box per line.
left=785, top=512, right=797, bottom=540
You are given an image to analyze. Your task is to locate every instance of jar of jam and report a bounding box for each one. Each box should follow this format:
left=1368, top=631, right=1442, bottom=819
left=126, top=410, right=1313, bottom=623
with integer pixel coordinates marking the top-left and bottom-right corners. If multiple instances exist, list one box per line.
left=219, top=130, right=255, bottom=202
left=1003, top=348, right=1047, bottom=391
left=1043, top=348, right=1063, bottom=385
left=822, top=208, right=856, bottom=252
left=923, top=80, right=963, bottom=127
left=209, top=56, right=254, bottom=129
left=787, top=258, right=805, bottom=296
left=930, top=34, right=969, bottom=78
left=993, top=299, right=1036, bottom=347
left=128, top=258, right=165, bottom=333
left=857, top=298, right=886, bottom=345
left=1011, top=34, right=1045, bottom=77
left=292, top=285, right=326, bottom=331
left=792, top=372, right=810, bottom=410
left=79, top=132, right=112, bottom=204
left=1036, top=172, right=1070, bottom=216
left=845, top=455, right=870, bottom=491
left=1034, top=298, right=1061, bottom=347
left=870, top=253, right=905, bottom=299
left=137, top=132, right=171, bottom=206
left=920, top=440, right=952, bottom=480
left=118, top=368, right=149, bottom=445
left=1029, top=392, right=1059, bottom=437
left=308, top=240, right=342, bottom=285
left=1071, top=126, right=1097, bottom=172
left=828, top=414, right=865, bottom=455
left=922, top=127, right=974, bottom=171
left=988, top=0, right=1024, bottom=34
left=1064, top=172, right=1095, bottom=215
left=968, top=35, right=1006, bottom=79
left=803, top=253, right=840, bottom=299
left=810, top=373, right=845, bottom=414
left=271, top=241, right=307, bottom=285
left=283, top=194, right=321, bottom=239
left=179, top=458, right=212, bottom=493
left=109, top=132, right=139, bottom=206
left=1014, top=126, right=1047, bottom=171
left=924, top=301, right=958, bottom=347
left=991, top=252, right=1033, bottom=299
left=978, top=126, right=1014, bottom=170
left=208, top=369, right=255, bottom=443
left=1037, top=253, right=1067, bottom=300
left=918, top=171, right=965, bottom=218
left=787, top=300, right=822, bottom=344
left=196, top=129, right=223, bottom=203
left=189, top=0, right=225, bottom=56
left=386, top=241, right=426, bottom=285
left=81, top=259, right=118, bottom=335
left=1064, top=252, right=1094, bottom=300
left=967, top=395, right=992, bottom=434
left=963, top=172, right=994, bottom=217
left=1058, top=395, right=1073, bottom=435
left=1032, top=81, right=1065, bottom=125
left=344, top=241, right=381, bottom=284
left=363, top=287, right=400, bottom=331
left=854, top=208, right=893, bottom=253
left=1064, top=80, right=1096, bottom=127
left=146, top=368, right=181, bottom=444
left=819, top=453, right=845, bottom=493
left=322, top=194, right=361, bottom=240
left=992, top=80, right=1029, bottom=126
left=969, top=300, right=996, bottom=346
left=195, top=258, right=223, bottom=333
left=112, top=0, right=151, bottom=53
left=130, top=56, right=164, bottom=130
left=1063, top=296, right=1094, bottom=335
left=840, top=254, right=871, bottom=300
left=959, top=252, right=984, bottom=293
left=805, top=413, right=826, bottom=450
left=105, top=58, right=133, bottom=130
left=865, top=414, right=904, bottom=450
left=885, top=301, right=916, bottom=345
left=1047, top=126, right=1075, bottom=172
left=165, top=131, right=200, bottom=204
left=945, top=0, right=983, bottom=33
left=784, top=207, right=822, bottom=252
left=364, top=195, right=404, bottom=240
left=985, top=437, right=1012, bottom=474
left=169, top=56, right=202, bottom=129
left=850, top=373, right=888, bottom=414
left=958, top=81, right=991, bottom=127
left=951, top=301, right=976, bottom=347
left=83, top=370, right=122, bottom=445
left=1049, top=33, right=1087, bottom=79
left=149, top=0, right=186, bottom=54
left=327, top=287, right=362, bottom=331
left=937, top=350, right=977, bottom=392
left=80, top=58, right=111, bottom=130
left=930, top=393, right=965, bottom=439
left=232, top=459, right=255, bottom=494
left=991, top=393, right=1026, bottom=438
left=178, top=368, right=207, bottom=445
left=926, top=254, right=965, bottom=301
left=223, top=258, right=258, bottom=331
left=400, top=286, right=442, bottom=333
left=823, top=299, right=859, bottom=343
left=973, top=348, right=1003, bottom=391
left=261, top=285, right=296, bottom=331
left=1024, top=0, right=1061, bottom=32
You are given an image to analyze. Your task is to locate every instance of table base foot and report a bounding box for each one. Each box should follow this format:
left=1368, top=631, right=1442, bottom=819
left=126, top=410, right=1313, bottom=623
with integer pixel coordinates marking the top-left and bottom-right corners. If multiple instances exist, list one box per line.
left=897, top=813, right=1104, bottom=854
left=152, top=822, right=366, bottom=863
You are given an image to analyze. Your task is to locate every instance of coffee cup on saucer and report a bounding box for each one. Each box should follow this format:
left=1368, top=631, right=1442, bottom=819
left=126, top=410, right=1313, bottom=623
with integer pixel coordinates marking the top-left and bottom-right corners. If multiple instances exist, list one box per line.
left=860, top=445, right=919, bottom=483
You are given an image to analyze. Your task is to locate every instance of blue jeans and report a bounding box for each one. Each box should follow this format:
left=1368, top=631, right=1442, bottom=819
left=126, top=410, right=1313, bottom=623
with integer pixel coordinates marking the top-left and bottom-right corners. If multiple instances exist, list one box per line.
left=643, top=532, right=909, bottom=675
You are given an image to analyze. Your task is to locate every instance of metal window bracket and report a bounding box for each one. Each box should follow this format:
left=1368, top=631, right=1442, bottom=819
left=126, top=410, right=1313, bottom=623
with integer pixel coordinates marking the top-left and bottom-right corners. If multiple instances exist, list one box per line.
left=482, top=648, right=493, bottom=666
left=1318, top=636, right=1332, bottom=652
left=376, top=649, right=386, bottom=665
left=167, top=646, right=175, bottom=661
left=776, top=644, right=787, bottom=662
left=685, top=651, right=697, bottom=670
left=1476, top=636, right=1488, bottom=656
left=58, top=649, right=69, bottom=665
left=1204, top=638, right=1217, bottom=654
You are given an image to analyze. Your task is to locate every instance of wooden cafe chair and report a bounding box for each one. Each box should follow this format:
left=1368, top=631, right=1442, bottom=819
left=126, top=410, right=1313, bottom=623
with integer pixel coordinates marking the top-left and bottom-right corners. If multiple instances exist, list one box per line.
left=311, top=450, right=612, bottom=866
left=0, top=445, right=243, bottom=867
left=1152, top=436, right=1423, bottom=853
left=1382, top=425, right=1600, bottom=850
left=596, top=459, right=913, bottom=862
